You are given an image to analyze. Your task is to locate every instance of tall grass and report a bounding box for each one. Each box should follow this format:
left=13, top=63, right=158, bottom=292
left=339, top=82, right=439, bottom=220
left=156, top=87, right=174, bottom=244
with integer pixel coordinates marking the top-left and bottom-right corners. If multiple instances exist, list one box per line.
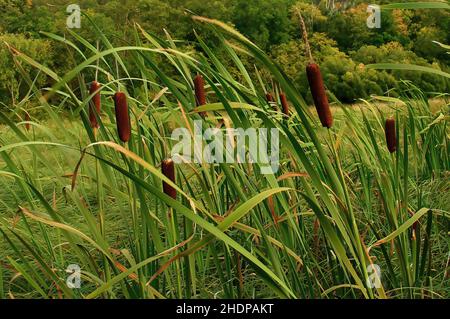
left=0, top=15, right=448, bottom=299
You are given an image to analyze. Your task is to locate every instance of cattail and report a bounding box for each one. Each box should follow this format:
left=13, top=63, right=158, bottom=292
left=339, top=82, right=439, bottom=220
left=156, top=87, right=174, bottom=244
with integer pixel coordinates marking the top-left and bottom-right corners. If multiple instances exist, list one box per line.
left=280, top=92, right=289, bottom=116
left=24, top=112, right=31, bottom=131
left=313, top=218, right=320, bottom=253
left=266, top=92, right=279, bottom=112
left=297, top=10, right=333, bottom=128
left=385, top=118, right=397, bottom=153
left=114, top=92, right=131, bottom=143
left=161, top=158, right=176, bottom=199
left=267, top=195, right=278, bottom=226
left=306, top=63, right=333, bottom=128
left=89, top=81, right=101, bottom=128
left=194, top=74, right=206, bottom=117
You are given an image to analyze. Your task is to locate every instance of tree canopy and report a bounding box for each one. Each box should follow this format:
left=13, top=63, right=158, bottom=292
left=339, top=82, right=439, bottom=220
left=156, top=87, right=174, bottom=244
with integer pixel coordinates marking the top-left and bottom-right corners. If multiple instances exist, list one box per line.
left=0, top=0, right=448, bottom=104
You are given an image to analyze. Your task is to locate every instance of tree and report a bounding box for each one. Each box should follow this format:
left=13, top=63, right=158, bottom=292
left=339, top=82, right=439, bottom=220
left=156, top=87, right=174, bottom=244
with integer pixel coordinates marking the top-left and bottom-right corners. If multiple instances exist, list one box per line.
left=414, top=26, right=447, bottom=61
left=232, top=0, right=296, bottom=49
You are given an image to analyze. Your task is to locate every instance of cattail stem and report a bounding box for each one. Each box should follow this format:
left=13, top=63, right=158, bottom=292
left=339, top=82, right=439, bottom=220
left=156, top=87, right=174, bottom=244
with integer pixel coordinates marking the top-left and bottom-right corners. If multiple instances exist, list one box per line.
left=114, top=92, right=131, bottom=143
left=162, top=158, right=176, bottom=199
left=385, top=118, right=397, bottom=153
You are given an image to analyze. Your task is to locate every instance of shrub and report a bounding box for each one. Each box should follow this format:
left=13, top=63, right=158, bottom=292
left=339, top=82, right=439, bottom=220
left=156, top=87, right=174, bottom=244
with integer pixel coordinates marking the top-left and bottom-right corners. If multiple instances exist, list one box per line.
left=351, top=42, right=449, bottom=94
left=0, top=33, right=54, bottom=107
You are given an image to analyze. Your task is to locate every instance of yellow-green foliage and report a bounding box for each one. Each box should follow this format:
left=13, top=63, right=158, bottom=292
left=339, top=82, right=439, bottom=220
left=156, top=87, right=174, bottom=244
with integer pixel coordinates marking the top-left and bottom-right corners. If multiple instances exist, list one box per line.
left=0, top=34, right=53, bottom=106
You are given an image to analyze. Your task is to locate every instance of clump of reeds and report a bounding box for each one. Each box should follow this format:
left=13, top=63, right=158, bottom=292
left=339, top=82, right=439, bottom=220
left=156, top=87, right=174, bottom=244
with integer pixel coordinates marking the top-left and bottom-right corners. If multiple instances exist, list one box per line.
left=194, top=74, right=207, bottom=117
left=89, top=81, right=101, bottom=129
left=162, top=158, right=176, bottom=199
left=113, top=92, right=131, bottom=143
left=298, top=11, right=333, bottom=128
left=385, top=118, right=397, bottom=153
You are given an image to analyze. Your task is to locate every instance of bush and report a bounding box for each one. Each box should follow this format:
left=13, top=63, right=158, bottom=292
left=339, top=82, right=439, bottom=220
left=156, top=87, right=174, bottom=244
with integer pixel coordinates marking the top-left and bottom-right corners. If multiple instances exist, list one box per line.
left=271, top=34, right=398, bottom=103
left=273, top=39, right=448, bottom=103
left=351, top=42, right=449, bottom=94
left=0, top=33, right=54, bottom=108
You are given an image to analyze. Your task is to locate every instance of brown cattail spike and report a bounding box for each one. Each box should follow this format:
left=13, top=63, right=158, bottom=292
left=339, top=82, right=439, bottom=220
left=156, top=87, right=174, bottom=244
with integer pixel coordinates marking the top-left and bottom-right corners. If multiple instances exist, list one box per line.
left=306, top=63, right=333, bottom=128
left=194, top=74, right=206, bottom=117
left=162, top=158, right=176, bottom=199
left=265, top=92, right=274, bottom=103
left=313, top=218, right=320, bottom=253
left=267, top=195, right=278, bottom=226
left=89, top=81, right=101, bottom=128
left=25, top=112, right=31, bottom=131
left=114, top=92, right=131, bottom=143
left=280, top=92, right=289, bottom=116
left=385, top=118, right=397, bottom=153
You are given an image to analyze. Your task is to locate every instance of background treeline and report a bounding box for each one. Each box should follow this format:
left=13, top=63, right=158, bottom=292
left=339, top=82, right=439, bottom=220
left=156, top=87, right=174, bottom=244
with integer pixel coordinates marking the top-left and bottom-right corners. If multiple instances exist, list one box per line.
left=0, top=0, right=448, bottom=106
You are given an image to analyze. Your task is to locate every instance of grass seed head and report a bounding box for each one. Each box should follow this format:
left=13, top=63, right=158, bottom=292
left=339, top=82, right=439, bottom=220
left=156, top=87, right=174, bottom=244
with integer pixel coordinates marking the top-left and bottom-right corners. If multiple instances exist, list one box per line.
left=162, top=158, right=176, bottom=199
left=266, top=92, right=274, bottom=103
left=306, top=63, right=333, bottom=128
left=385, top=118, right=397, bottom=153
left=114, top=92, right=131, bottom=143
left=89, top=81, right=101, bottom=128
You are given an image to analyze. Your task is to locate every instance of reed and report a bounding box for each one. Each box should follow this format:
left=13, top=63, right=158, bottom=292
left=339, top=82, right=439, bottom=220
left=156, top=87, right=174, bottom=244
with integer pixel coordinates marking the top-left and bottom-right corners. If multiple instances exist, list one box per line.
left=89, top=81, right=101, bottom=129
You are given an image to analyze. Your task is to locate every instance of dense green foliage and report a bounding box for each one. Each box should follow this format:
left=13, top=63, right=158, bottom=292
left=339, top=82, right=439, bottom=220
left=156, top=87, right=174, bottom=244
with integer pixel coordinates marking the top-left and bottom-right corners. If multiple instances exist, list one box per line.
left=0, top=0, right=448, bottom=106
left=0, top=34, right=54, bottom=104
